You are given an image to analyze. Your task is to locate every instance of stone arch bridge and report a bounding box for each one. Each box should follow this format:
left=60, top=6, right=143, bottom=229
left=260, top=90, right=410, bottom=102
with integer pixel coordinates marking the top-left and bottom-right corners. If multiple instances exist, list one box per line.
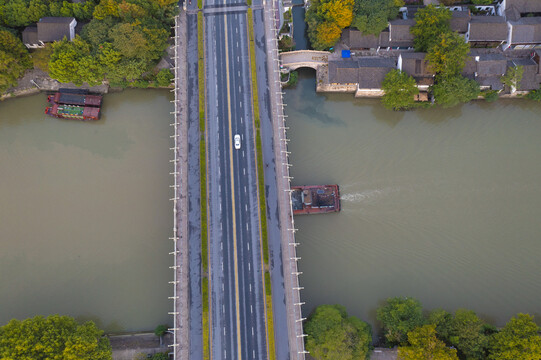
left=279, top=50, right=330, bottom=71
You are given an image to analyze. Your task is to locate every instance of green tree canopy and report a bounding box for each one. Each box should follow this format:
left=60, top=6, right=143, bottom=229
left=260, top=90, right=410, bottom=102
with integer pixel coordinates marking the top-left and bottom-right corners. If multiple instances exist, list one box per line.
left=0, top=315, right=112, bottom=360
left=351, top=0, right=403, bottom=36
left=449, top=309, right=489, bottom=360
left=48, top=36, right=105, bottom=86
left=501, top=65, right=524, bottom=92
left=377, top=297, right=425, bottom=346
left=489, top=314, right=541, bottom=360
left=381, top=69, right=419, bottom=111
left=1, top=0, right=48, bottom=27
left=0, top=29, right=31, bottom=92
left=411, top=5, right=452, bottom=52
left=306, top=0, right=354, bottom=50
left=81, top=17, right=119, bottom=47
left=427, top=309, right=453, bottom=344
left=304, top=304, right=372, bottom=360
left=426, top=31, right=470, bottom=79
left=432, top=75, right=480, bottom=108
left=398, top=325, right=459, bottom=360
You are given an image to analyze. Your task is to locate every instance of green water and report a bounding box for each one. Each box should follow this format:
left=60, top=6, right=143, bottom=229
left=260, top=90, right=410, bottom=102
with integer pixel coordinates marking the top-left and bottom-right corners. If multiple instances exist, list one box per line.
left=286, top=70, right=541, bottom=327
left=0, top=90, right=173, bottom=332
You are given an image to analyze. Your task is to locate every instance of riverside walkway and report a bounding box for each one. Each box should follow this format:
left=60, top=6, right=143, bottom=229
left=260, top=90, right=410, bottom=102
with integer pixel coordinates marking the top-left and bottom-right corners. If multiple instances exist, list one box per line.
left=169, top=0, right=307, bottom=359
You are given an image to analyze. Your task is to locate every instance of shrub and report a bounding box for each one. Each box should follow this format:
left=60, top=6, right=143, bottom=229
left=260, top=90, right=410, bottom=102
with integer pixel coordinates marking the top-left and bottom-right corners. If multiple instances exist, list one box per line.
left=527, top=87, right=541, bottom=101
left=482, top=90, right=499, bottom=102
left=156, top=69, right=174, bottom=87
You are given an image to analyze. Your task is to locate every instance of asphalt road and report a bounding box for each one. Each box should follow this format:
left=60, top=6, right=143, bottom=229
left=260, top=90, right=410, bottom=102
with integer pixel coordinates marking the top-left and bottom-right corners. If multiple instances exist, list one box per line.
left=204, top=1, right=269, bottom=359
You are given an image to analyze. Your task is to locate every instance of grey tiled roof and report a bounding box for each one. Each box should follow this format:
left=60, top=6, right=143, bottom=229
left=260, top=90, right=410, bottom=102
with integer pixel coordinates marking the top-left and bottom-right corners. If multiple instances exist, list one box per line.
left=22, top=26, right=38, bottom=45
left=505, top=0, right=541, bottom=14
left=505, top=5, right=522, bottom=21
left=358, top=57, right=396, bottom=89
left=451, top=11, right=471, bottom=33
left=509, top=17, right=541, bottom=44
left=328, top=60, right=359, bottom=84
left=343, top=28, right=413, bottom=49
left=343, top=29, right=379, bottom=49
left=399, top=52, right=435, bottom=77
left=39, top=17, right=75, bottom=23
left=468, top=16, right=508, bottom=42
left=475, top=53, right=507, bottom=76
left=476, top=76, right=504, bottom=90
left=36, top=17, right=75, bottom=43
left=328, top=58, right=396, bottom=89
left=389, top=19, right=415, bottom=42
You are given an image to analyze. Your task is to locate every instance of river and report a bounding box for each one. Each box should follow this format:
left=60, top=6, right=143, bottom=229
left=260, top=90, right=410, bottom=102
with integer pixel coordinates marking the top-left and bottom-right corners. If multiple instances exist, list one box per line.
left=1, top=74, right=540, bottom=334
left=0, top=90, right=173, bottom=332
left=287, top=70, right=541, bottom=328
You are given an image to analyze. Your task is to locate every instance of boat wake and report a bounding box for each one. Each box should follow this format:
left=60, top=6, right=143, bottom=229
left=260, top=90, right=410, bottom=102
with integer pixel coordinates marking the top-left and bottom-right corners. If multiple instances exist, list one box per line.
left=341, top=188, right=398, bottom=203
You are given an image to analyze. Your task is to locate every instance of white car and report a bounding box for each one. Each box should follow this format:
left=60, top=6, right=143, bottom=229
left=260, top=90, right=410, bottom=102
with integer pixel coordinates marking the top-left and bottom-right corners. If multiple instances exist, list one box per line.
left=234, top=134, right=241, bottom=150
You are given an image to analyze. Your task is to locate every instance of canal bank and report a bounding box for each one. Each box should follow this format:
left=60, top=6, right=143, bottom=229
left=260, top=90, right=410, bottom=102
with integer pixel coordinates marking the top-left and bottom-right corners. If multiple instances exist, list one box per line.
left=286, top=69, right=541, bottom=329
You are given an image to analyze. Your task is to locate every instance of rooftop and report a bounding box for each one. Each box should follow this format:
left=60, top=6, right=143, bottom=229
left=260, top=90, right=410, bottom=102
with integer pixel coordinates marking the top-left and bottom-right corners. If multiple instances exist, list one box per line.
left=468, top=16, right=508, bottom=42
left=509, top=17, right=541, bottom=44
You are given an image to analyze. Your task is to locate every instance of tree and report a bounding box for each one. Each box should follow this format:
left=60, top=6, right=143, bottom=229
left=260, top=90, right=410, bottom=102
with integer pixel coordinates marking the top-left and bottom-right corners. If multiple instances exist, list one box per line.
left=381, top=69, right=419, bottom=111
left=377, top=297, right=425, bottom=346
left=432, top=75, right=480, bottom=108
left=0, top=29, right=31, bottom=67
left=278, top=35, right=295, bottom=52
left=449, top=309, right=489, bottom=360
left=81, top=17, right=118, bottom=47
left=398, top=325, right=459, bottom=360
left=351, top=0, right=404, bottom=36
left=304, top=304, right=372, bottom=360
left=426, top=32, right=470, bottom=79
left=306, top=0, right=354, bottom=50
left=48, top=36, right=105, bottom=86
left=0, top=315, right=112, bottom=360
left=156, top=68, right=173, bottom=87
left=317, top=0, right=354, bottom=28
left=314, top=21, right=342, bottom=49
left=0, top=29, right=31, bottom=92
left=427, top=309, right=453, bottom=344
left=411, top=5, right=452, bottom=52
left=501, top=65, right=524, bottom=92
left=93, top=0, right=120, bottom=19
left=489, top=314, right=541, bottom=360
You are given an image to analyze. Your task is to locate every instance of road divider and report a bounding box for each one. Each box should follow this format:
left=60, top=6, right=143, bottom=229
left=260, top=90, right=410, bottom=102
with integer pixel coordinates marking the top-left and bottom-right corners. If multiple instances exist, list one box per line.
left=198, top=11, right=210, bottom=360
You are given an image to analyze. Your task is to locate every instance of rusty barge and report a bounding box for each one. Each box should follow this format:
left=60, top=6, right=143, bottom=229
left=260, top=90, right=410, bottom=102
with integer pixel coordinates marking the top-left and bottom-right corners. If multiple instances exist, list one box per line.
left=291, top=185, right=340, bottom=215
left=45, top=89, right=102, bottom=121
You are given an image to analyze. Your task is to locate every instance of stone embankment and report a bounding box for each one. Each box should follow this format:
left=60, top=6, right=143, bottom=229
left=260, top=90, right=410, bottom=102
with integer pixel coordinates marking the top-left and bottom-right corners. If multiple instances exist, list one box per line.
left=109, top=332, right=173, bottom=360
left=0, top=69, right=109, bottom=101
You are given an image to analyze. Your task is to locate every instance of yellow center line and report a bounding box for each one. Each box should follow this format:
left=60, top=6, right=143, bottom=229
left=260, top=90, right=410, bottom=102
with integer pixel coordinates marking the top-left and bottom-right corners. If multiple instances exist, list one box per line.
left=223, top=11, right=243, bottom=360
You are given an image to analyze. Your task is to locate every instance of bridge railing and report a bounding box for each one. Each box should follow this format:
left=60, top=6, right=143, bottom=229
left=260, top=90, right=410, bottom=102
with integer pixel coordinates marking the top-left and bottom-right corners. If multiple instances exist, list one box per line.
left=267, top=3, right=308, bottom=359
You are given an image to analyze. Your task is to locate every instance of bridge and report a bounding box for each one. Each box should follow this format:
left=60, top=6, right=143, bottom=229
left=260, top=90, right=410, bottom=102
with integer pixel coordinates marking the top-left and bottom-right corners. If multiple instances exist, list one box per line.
left=169, top=0, right=308, bottom=359
left=279, top=50, right=330, bottom=70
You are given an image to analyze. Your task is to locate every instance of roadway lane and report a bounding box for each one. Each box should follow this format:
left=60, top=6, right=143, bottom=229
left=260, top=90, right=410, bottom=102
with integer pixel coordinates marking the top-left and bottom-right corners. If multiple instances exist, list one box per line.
left=205, top=3, right=269, bottom=359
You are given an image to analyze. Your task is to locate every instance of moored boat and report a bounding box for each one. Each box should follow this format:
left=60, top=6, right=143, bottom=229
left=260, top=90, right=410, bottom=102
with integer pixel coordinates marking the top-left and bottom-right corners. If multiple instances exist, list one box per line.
left=47, top=92, right=102, bottom=107
left=45, top=103, right=100, bottom=121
